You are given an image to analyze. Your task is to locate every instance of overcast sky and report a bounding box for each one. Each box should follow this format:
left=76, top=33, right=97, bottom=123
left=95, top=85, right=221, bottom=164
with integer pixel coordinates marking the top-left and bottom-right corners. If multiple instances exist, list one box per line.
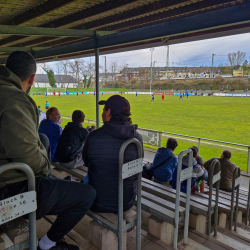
left=40, top=32, right=250, bottom=73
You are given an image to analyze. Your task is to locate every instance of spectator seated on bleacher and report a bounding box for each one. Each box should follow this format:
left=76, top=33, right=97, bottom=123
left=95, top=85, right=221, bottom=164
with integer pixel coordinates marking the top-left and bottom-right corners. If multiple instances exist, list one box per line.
left=88, top=125, right=96, bottom=132
left=55, top=110, right=89, bottom=169
left=192, top=146, right=204, bottom=165
left=204, top=150, right=236, bottom=192
left=152, top=138, right=178, bottom=183
left=191, top=146, right=207, bottom=192
left=172, top=147, right=208, bottom=193
left=0, top=51, right=96, bottom=250
left=38, top=107, right=62, bottom=162
left=82, top=95, right=143, bottom=213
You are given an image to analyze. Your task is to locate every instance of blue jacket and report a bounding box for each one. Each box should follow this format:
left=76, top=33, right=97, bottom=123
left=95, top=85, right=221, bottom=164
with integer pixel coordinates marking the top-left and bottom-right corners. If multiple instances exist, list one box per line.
left=38, top=119, right=62, bottom=162
left=153, top=148, right=177, bottom=182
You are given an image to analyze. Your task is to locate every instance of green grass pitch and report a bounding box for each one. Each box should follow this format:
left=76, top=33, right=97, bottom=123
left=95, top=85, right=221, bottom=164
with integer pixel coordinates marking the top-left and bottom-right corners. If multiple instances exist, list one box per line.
left=32, top=93, right=250, bottom=171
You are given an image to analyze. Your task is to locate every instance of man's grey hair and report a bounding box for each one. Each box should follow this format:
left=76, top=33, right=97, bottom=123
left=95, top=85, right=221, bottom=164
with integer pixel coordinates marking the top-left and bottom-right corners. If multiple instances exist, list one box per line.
left=6, top=51, right=36, bottom=81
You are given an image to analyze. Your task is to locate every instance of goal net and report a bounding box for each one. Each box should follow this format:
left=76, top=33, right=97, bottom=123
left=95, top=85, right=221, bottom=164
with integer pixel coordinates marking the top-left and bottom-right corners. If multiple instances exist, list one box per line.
left=47, top=88, right=66, bottom=93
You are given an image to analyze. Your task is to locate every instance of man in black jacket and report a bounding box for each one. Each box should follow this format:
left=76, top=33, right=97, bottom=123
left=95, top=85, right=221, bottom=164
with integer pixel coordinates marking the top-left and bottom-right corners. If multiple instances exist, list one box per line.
left=82, top=95, right=143, bottom=213
left=55, top=110, right=88, bottom=169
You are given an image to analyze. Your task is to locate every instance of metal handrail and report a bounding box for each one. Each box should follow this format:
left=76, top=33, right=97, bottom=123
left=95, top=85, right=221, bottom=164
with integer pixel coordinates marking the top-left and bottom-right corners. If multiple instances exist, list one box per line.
left=207, top=159, right=221, bottom=236
left=230, top=166, right=241, bottom=231
left=174, top=149, right=193, bottom=249
left=246, top=179, right=250, bottom=226
left=0, top=163, right=37, bottom=250
left=118, top=138, right=142, bottom=250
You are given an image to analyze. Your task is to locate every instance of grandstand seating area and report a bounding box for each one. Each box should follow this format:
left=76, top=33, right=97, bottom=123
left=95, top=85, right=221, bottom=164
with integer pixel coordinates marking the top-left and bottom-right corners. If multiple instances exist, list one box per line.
left=1, top=148, right=250, bottom=250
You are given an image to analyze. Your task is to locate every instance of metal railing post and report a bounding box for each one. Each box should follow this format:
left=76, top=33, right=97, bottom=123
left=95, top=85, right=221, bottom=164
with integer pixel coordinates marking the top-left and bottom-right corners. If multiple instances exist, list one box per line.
left=198, top=138, right=201, bottom=156
left=173, top=148, right=192, bottom=249
left=207, top=159, right=220, bottom=236
left=247, top=147, right=250, bottom=174
left=159, top=132, right=162, bottom=147
left=118, top=139, right=142, bottom=250
left=0, top=163, right=37, bottom=250
left=246, top=179, right=250, bottom=226
left=230, top=166, right=240, bottom=231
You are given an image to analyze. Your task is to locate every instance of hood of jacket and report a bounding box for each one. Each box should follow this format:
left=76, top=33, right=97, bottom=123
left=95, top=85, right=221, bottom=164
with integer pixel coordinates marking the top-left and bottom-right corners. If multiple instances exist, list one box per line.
left=0, top=65, right=23, bottom=91
left=182, top=154, right=197, bottom=166
left=102, top=121, right=138, bottom=140
left=64, top=122, right=83, bottom=130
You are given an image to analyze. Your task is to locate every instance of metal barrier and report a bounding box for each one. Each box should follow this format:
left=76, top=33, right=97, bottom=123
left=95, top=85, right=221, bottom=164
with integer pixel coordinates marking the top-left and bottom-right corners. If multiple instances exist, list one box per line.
left=0, top=163, right=37, bottom=250
left=207, top=159, right=221, bottom=236
left=230, top=166, right=241, bottom=231
left=118, top=138, right=143, bottom=250
left=246, top=179, right=250, bottom=226
left=174, top=149, right=193, bottom=249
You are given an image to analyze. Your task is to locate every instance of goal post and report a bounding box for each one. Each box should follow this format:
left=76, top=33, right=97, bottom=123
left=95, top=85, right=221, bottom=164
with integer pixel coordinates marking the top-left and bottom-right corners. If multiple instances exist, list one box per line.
left=46, top=87, right=66, bottom=93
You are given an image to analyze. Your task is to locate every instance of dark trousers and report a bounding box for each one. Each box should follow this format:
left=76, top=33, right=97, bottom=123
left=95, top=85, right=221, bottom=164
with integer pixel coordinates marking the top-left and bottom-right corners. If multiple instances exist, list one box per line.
left=0, top=134, right=96, bottom=242
left=1, top=178, right=96, bottom=241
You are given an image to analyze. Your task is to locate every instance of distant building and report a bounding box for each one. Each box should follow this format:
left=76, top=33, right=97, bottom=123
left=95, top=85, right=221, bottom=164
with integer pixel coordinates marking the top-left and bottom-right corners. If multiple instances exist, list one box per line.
left=33, top=74, right=78, bottom=88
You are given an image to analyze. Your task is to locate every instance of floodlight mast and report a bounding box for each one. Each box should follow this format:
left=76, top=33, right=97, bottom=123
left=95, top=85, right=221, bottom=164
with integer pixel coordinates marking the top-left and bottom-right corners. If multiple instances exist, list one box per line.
left=211, top=54, right=215, bottom=78
left=150, top=48, right=154, bottom=94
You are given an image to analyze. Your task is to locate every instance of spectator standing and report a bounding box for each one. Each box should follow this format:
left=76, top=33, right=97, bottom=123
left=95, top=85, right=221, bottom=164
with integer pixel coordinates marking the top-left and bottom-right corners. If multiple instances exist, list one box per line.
left=153, top=138, right=178, bottom=182
left=82, top=95, right=143, bottom=213
left=204, top=150, right=236, bottom=192
left=45, top=100, right=49, bottom=110
left=0, top=51, right=95, bottom=250
left=55, top=110, right=88, bottom=169
left=38, top=105, right=42, bottom=124
left=38, top=107, right=62, bottom=162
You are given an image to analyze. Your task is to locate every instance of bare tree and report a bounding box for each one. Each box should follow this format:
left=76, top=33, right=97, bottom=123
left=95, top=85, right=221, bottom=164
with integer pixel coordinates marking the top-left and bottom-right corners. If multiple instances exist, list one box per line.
left=227, top=51, right=246, bottom=66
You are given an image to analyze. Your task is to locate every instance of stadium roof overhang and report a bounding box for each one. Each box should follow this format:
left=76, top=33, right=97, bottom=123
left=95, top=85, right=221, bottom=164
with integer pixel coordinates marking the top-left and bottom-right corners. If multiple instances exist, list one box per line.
left=0, top=0, right=250, bottom=64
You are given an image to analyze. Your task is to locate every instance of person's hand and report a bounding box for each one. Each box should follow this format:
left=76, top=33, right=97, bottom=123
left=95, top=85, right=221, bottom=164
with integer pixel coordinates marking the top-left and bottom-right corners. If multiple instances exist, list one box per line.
left=201, top=165, right=205, bottom=170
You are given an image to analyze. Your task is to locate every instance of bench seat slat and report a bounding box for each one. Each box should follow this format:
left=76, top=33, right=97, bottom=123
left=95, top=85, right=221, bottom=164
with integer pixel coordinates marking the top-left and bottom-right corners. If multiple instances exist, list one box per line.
left=141, top=190, right=185, bottom=216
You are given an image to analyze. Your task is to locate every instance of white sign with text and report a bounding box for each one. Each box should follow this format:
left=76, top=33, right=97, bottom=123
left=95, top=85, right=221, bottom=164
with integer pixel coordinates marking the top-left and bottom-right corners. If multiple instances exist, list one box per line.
left=212, top=171, right=221, bottom=184
left=180, top=167, right=193, bottom=182
left=122, top=158, right=143, bottom=179
left=235, top=177, right=241, bottom=187
left=0, top=191, right=37, bottom=225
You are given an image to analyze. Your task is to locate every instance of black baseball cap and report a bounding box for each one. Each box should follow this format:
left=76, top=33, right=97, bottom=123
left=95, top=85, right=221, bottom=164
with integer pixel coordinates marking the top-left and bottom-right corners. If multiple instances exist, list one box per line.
left=98, top=95, right=131, bottom=116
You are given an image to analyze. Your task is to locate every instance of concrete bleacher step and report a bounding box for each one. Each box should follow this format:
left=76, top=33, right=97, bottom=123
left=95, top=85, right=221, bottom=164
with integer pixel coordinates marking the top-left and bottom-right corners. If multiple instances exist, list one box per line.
left=0, top=217, right=29, bottom=250
left=41, top=216, right=96, bottom=250
left=212, top=226, right=250, bottom=250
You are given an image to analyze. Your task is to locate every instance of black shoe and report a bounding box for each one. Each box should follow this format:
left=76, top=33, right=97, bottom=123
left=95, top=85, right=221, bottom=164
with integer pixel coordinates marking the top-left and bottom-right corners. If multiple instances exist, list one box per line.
left=38, top=241, right=79, bottom=250
left=64, top=176, right=72, bottom=181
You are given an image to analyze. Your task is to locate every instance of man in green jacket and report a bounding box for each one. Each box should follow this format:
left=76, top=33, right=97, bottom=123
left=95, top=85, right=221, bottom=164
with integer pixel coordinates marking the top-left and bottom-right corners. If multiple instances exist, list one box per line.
left=0, top=51, right=96, bottom=250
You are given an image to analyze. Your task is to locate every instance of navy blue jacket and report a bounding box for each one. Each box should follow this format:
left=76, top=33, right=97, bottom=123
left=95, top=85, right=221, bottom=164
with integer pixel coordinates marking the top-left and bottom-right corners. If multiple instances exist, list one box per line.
left=38, top=119, right=62, bottom=162
left=153, top=148, right=177, bottom=182
left=82, top=121, right=143, bottom=213
left=55, top=122, right=89, bottom=163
